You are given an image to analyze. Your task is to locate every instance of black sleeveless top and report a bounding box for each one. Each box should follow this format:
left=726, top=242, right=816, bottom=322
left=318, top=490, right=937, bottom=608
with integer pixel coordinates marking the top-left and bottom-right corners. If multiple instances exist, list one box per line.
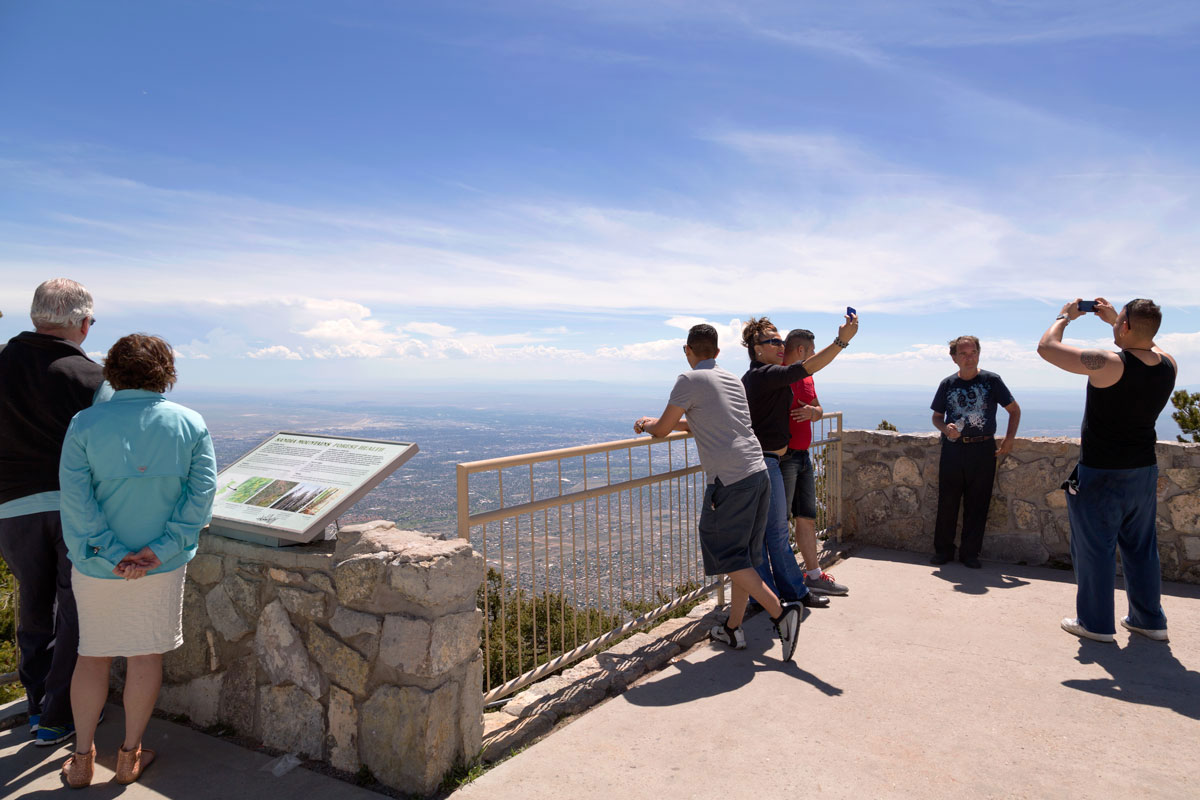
left=1080, top=351, right=1176, bottom=469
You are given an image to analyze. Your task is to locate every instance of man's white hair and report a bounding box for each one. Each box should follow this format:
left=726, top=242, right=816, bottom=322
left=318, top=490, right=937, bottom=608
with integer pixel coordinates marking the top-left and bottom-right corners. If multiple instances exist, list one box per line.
left=31, top=278, right=93, bottom=329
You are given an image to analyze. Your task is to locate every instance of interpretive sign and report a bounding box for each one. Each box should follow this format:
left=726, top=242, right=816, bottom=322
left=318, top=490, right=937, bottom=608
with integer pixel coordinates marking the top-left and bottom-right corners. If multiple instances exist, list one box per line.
left=208, top=432, right=418, bottom=546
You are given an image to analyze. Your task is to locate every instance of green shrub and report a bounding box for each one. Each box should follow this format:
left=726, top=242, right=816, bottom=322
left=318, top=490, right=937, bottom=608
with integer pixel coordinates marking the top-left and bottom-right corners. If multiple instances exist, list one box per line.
left=477, top=568, right=701, bottom=692
left=1, top=557, right=21, bottom=702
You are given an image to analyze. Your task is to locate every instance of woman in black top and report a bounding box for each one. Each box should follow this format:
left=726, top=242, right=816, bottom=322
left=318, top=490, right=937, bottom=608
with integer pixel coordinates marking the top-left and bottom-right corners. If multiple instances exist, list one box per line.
left=741, top=314, right=859, bottom=606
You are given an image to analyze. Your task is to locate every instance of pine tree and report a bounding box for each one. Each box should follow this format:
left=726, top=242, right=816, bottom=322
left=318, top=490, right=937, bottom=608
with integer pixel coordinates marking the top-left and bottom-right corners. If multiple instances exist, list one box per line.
left=1172, top=390, right=1200, bottom=443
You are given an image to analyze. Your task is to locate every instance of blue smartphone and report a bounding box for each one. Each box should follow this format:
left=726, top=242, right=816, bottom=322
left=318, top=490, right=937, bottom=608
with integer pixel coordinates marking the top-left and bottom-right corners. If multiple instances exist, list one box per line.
left=846, top=306, right=857, bottom=317
left=1077, top=300, right=1096, bottom=313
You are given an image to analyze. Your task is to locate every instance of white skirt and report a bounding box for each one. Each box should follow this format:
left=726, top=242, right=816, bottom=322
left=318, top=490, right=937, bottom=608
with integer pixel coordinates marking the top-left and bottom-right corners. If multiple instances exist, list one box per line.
left=72, top=566, right=187, bottom=657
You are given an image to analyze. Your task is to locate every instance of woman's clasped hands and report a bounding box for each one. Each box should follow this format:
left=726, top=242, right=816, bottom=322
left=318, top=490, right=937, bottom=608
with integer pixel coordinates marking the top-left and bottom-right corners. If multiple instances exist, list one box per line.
left=112, top=546, right=162, bottom=580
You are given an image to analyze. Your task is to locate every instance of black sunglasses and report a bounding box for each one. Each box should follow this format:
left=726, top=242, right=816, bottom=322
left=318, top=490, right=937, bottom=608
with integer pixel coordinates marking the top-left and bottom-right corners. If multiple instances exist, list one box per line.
left=757, top=337, right=784, bottom=347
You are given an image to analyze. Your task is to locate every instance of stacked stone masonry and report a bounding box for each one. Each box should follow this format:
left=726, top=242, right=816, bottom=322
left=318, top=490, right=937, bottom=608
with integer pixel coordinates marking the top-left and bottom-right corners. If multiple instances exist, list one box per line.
left=840, top=431, right=1200, bottom=583
left=147, top=520, right=485, bottom=796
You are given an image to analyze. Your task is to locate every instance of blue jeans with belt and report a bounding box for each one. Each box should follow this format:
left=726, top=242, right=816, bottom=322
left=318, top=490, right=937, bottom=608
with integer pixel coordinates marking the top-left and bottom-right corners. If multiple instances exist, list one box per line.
left=1066, top=463, right=1167, bottom=635
left=755, top=454, right=810, bottom=602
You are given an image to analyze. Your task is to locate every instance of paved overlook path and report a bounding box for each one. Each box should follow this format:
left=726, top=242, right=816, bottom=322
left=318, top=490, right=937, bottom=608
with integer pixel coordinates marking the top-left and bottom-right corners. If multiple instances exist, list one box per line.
left=456, top=547, right=1200, bottom=800
left=4, top=548, right=1199, bottom=799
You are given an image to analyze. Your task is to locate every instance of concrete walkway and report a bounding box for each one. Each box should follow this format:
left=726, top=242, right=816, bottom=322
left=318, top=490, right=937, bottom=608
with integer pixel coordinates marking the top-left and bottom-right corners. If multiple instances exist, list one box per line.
left=456, top=547, right=1200, bottom=800
left=2, top=703, right=379, bottom=798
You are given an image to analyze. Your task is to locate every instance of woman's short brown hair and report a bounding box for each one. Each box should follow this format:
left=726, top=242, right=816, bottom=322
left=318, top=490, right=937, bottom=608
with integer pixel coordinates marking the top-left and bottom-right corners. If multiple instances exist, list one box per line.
left=103, top=334, right=177, bottom=392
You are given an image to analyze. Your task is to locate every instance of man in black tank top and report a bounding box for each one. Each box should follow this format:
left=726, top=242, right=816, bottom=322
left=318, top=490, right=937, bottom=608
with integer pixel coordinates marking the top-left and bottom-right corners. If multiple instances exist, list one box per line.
left=1038, top=297, right=1177, bottom=644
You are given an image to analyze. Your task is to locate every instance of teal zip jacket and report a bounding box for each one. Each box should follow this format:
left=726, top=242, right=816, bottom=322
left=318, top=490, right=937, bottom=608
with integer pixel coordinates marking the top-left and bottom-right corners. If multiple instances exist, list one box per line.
left=59, top=389, right=217, bottom=579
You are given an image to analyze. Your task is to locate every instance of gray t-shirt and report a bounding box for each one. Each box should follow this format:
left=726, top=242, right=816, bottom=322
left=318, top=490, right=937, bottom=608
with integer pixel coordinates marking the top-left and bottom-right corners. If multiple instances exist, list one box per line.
left=668, top=359, right=765, bottom=485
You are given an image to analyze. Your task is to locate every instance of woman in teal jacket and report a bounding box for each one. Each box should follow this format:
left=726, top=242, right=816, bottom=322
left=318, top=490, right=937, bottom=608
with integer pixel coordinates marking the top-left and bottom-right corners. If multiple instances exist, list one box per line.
left=58, top=334, right=216, bottom=788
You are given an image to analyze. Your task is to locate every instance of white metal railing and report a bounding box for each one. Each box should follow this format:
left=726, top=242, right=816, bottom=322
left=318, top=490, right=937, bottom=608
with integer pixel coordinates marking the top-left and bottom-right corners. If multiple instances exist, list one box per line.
left=457, top=412, right=843, bottom=703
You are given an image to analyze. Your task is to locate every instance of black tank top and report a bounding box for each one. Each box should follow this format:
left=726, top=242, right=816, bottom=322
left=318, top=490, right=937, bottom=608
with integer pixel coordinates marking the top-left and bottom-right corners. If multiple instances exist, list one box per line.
left=1080, top=351, right=1176, bottom=469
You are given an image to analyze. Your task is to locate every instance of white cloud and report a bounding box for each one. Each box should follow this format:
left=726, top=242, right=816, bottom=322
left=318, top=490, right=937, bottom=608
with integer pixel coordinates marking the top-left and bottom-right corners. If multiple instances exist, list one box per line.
left=594, top=339, right=683, bottom=361
left=401, top=321, right=457, bottom=337
left=247, top=345, right=303, bottom=360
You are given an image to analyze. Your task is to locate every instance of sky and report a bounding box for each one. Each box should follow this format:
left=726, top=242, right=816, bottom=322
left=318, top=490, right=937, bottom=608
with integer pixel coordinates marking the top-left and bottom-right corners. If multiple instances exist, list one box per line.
left=2, top=1, right=1199, bottom=397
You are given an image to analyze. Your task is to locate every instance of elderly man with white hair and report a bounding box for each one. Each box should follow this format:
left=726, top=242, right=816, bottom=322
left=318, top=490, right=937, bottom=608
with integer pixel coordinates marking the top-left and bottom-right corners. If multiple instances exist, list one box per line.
left=0, top=279, right=111, bottom=746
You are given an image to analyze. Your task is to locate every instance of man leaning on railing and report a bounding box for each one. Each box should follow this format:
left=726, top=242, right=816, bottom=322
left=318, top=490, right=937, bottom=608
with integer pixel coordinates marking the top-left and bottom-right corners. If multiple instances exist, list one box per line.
left=634, top=323, right=804, bottom=661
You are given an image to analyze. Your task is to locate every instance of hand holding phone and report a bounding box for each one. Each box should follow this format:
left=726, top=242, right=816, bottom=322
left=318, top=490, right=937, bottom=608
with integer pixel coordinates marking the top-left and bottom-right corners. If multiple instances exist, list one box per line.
left=1077, top=300, right=1096, bottom=313
left=846, top=306, right=857, bottom=317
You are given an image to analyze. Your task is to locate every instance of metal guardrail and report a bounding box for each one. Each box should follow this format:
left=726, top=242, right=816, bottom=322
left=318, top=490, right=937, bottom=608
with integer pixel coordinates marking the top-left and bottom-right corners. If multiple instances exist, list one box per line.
left=809, top=412, right=846, bottom=543
left=457, top=412, right=843, bottom=703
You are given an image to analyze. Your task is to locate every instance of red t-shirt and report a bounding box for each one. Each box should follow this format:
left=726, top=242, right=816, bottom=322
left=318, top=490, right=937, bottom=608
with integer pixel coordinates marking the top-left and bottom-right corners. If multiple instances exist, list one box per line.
left=788, top=376, right=817, bottom=451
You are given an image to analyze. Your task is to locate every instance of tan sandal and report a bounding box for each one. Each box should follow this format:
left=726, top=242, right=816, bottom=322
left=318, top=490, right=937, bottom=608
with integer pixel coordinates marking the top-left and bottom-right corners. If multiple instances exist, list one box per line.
left=62, top=746, right=95, bottom=789
left=114, top=744, right=156, bottom=785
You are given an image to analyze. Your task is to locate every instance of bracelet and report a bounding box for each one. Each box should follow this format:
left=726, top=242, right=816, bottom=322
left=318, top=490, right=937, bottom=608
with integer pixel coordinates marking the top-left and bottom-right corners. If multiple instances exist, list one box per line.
left=833, top=337, right=850, bottom=349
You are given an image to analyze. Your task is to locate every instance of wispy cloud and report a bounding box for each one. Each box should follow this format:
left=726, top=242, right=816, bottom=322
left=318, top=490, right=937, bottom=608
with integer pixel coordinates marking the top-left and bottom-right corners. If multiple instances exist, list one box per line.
left=4, top=147, right=1199, bottom=324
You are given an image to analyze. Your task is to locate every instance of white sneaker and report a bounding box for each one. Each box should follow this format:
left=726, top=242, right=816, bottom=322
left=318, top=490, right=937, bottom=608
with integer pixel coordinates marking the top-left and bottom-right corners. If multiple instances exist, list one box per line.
left=1121, top=617, right=1169, bottom=642
left=710, top=622, right=746, bottom=650
left=773, top=606, right=802, bottom=662
left=1061, top=617, right=1115, bottom=643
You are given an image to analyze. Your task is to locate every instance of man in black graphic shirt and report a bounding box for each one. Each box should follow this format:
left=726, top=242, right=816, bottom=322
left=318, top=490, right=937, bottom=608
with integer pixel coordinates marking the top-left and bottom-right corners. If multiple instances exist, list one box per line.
left=929, top=336, right=1021, bottom=568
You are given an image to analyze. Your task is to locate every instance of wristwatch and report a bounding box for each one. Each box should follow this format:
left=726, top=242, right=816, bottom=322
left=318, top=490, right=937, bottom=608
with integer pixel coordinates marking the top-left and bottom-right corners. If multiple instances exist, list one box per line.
left=1055, top=314, right=1069, bottom=321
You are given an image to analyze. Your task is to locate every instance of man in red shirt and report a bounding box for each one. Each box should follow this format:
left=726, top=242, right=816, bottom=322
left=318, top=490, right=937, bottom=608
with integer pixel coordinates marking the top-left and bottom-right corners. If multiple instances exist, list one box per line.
left=781, top=329, right=848, bottom=595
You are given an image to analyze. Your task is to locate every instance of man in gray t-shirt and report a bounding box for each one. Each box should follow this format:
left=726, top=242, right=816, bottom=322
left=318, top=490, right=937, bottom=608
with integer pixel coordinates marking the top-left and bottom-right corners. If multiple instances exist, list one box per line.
left=635, top=324, right=801, bottom=661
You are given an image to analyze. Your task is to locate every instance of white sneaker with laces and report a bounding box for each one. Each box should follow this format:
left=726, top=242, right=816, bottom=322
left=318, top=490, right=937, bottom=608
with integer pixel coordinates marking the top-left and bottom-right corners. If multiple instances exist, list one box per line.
left=1061, top=617, right=1115, bottom=643
left=710, top=623, right=746, bottom=650
left=1121, top=616, right=1169, bottom=642
left=773, top=606, right=802, bottom=662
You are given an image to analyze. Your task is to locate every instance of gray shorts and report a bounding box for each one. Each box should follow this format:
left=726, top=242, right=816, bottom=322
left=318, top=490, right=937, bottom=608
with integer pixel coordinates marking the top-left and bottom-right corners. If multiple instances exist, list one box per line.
left=697, top=469, right=769, bottom=575
left=782, top=448, right=817, bottom=520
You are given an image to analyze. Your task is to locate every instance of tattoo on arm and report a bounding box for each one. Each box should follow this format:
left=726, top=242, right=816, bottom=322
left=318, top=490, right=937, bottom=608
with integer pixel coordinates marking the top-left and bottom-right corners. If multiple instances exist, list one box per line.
left=1080, top=350, right=1108, bottom=371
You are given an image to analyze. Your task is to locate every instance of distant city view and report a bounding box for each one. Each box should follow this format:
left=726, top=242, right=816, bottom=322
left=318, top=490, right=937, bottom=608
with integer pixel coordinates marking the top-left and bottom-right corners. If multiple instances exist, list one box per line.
left=180, top=385, right=1187, bottom=539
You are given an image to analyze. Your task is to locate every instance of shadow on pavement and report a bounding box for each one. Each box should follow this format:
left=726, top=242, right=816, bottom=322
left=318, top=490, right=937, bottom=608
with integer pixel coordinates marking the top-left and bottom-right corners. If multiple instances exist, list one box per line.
left=1063, top=638, right=1200, bottom=720
left=622, top=626, right=843, bottom=708
left=929, top=564, right=1032, bottom=595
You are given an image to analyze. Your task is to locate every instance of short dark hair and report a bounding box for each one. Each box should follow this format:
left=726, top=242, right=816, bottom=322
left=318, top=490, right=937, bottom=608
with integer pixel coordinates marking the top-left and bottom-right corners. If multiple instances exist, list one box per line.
left=687, top=324, right=719, bottom=359
left=948, top=335, right=980, bottom=357
left=785, top=329, right=814, bottom=352
left=104, top=334, right=178, bottom=393
left=741, top=316, right=777, bottom=357
left=1123, top=298, right=1162, bottom=337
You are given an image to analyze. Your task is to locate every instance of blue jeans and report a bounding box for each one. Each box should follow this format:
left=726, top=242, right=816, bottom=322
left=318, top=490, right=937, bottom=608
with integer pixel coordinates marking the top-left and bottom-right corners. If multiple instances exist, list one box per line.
left=755, top=455, right=810, bottom=602
left=1066, top=463, right=1166, bottom=635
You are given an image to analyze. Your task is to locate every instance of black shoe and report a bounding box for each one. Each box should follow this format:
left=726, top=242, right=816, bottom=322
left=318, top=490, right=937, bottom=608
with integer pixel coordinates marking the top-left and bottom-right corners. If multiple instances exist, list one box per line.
left=929, top=553, right=952, bottom=565
left=960, top=557, right=982, bottom=569
left=791, top=592, right=830, bottom=609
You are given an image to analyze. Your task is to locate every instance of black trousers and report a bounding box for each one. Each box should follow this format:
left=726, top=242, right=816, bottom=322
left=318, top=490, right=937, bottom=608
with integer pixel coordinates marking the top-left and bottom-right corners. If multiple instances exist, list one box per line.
left=0, top=510, right=79, bottom=727
left=933, top=440, right=997, bottom=561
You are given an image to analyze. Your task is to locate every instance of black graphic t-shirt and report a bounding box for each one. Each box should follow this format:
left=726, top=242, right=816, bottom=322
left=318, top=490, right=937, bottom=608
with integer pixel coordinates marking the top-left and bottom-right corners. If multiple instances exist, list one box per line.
left=930, top=370, right=1014, bottom=438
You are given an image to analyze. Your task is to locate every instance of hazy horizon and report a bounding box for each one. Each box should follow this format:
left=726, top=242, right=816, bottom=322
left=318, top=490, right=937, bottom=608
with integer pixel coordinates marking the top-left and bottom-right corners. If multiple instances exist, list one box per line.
left=175, top=382, right=1191, bottom=442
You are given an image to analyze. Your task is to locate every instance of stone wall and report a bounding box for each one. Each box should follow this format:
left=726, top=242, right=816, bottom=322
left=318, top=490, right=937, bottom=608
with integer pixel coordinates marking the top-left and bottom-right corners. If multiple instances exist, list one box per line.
left=146, top=520, right=485, bottom=796
left=841, top=431, right=1200, bottom=583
